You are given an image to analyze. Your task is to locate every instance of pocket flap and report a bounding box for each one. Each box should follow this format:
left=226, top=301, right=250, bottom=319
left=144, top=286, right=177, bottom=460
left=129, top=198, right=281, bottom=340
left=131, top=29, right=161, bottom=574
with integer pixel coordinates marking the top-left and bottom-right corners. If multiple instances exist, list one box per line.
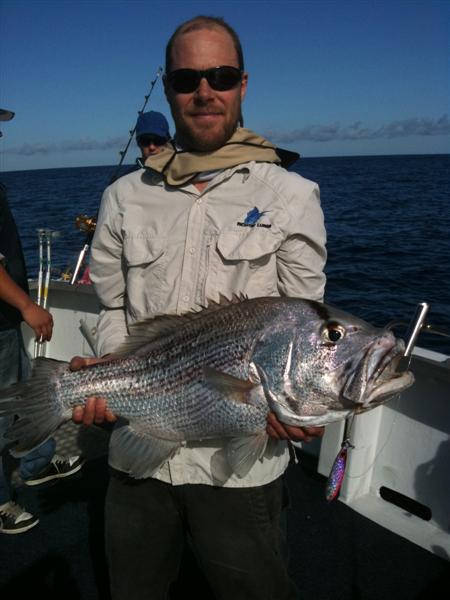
left=217, top=227, right=283, bottom=261
left=123, top=233, right=164, bottom=266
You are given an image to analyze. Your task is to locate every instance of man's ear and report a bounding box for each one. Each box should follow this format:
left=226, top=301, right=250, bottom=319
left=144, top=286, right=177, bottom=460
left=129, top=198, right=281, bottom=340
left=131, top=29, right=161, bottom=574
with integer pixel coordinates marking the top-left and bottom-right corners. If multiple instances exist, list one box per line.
left=163, top=75, right=170, bottom=100
left=240, top=72, right=248, bottom=102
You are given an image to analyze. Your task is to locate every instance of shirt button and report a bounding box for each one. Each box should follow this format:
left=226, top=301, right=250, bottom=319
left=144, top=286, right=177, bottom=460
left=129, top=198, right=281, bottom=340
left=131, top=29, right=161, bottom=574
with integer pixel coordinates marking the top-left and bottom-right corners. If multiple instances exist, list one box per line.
left=183, top=295, right=189, bottom=302
left=190, top=247, right=195, bottom=254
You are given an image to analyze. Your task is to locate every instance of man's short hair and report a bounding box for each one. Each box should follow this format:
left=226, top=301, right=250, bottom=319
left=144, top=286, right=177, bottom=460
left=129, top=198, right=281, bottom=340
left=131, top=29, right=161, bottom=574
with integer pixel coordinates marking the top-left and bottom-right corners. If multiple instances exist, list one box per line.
left=165, top=16, right=244, bottom=75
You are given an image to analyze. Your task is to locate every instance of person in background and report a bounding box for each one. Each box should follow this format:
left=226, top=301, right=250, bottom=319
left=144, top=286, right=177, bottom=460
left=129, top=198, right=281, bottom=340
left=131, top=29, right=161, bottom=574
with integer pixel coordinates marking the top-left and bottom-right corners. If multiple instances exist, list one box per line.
left=77, top=110, right=171, bottom=285
left=71, top=16, right=326, bottom=599
left=135, top=110, right=171, bottom=163
left=0, top=108, right=83, bottom=535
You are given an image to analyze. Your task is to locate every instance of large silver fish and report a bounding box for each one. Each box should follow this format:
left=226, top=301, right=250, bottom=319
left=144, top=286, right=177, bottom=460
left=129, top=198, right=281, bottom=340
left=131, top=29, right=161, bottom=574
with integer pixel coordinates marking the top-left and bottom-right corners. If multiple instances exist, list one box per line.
left=0, top=297, right=414, bottom=479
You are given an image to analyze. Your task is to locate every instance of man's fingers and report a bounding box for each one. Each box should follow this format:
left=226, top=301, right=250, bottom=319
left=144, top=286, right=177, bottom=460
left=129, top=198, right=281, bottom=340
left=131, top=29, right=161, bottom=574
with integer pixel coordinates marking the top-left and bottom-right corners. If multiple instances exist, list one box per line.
left=72, top=397, right=117, bottom=425
left=266, top=423, right=279, bottom=439
left=70, top=355, right=114, bottom=371
left=266, top=412, right=325, bottom=443
left=301, top=426, right=324, bottom=438
left=266, top=412, right=289, bottom=440
left=69, top=356, right=100, bottom=371
left=35, top=327, right=50, bottom=342
left=81, top=397, right=97, bottom=426
left=104, top=409, right=118, bottom=423
left=70, top=356, right=87, bottom=371
left=69, top=356, right=118, bottom=424
left=72, top=405, right=84, bottom=424
left=93, top=397, right=107, bottom=424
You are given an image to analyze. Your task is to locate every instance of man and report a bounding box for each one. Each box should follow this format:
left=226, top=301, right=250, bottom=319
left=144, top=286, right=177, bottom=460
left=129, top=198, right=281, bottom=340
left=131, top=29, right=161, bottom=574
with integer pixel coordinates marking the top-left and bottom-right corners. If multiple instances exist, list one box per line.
left=72, top=16, right=326, bottom=599
left=135, top=110, right=171, bottom=161
left=0, top=108, right=83, bottom=535
left=76, top=110, right=170, bottom=284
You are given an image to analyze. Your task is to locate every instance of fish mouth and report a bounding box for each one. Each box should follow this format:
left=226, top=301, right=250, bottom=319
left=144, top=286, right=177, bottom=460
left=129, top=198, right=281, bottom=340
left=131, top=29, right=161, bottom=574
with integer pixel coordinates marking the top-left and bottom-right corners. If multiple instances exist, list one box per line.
left=341, top=333, right=414, bottom=408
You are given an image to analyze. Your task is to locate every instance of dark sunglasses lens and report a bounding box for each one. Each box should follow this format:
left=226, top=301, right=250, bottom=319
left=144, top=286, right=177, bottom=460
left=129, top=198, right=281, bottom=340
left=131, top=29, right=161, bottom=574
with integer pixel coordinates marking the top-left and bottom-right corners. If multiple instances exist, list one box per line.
left=138, top=136, right=165, bottom=146
left=168, top=67, right=241, bottom=93
left=210, top=67, right=242, bottom=90
left=168, top=70, right=200, bottom=93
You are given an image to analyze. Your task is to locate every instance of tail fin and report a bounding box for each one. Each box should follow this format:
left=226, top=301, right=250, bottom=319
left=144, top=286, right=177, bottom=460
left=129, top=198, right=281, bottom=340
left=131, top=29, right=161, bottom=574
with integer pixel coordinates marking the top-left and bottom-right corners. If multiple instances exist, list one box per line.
left=0, top=357, right=70, bottom=457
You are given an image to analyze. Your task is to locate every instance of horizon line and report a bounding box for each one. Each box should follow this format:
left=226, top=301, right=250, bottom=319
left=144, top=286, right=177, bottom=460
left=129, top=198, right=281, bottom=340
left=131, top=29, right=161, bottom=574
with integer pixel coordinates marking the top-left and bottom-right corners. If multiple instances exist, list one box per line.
left=1, top=151, right=449, bottom=174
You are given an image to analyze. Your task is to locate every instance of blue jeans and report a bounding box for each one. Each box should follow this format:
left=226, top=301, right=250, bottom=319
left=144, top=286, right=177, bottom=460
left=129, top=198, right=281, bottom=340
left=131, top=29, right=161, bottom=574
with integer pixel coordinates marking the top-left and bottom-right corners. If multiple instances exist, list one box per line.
left=0, top=327, right=55, bottom=504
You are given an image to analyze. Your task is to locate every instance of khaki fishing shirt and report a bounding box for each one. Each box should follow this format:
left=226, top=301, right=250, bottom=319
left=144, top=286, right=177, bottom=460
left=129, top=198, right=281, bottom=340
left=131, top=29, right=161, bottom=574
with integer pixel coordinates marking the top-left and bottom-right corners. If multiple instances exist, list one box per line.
left=90, top=160, right=327, bottom=487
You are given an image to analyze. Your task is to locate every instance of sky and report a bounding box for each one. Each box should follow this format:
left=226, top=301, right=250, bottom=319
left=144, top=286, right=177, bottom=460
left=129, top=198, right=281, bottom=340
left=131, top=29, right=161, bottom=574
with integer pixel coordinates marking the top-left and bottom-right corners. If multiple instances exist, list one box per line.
left=0, top=0, right=449, bottom=171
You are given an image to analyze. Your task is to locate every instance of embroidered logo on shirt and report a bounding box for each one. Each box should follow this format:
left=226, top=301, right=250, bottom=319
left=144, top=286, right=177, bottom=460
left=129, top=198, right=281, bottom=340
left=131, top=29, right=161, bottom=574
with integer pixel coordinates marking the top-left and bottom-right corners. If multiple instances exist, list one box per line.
left=237, top=207, right=271, bottom=228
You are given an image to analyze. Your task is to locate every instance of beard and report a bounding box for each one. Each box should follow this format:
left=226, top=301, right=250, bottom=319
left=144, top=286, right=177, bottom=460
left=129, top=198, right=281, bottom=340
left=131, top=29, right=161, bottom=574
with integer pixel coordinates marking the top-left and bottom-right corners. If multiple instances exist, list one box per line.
left=170, top=97, right=242, bottom=152
left=175, top=119, right=238, bottom=151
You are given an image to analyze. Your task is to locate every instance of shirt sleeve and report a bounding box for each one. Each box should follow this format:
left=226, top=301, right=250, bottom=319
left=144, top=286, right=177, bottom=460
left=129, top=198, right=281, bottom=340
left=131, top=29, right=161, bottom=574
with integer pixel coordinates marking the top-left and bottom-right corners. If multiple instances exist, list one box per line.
left=276, top=183, right=327, bottom=301
left=94, top=307, right=128, bottom=357
left=89, top=186, right=128, bottom=356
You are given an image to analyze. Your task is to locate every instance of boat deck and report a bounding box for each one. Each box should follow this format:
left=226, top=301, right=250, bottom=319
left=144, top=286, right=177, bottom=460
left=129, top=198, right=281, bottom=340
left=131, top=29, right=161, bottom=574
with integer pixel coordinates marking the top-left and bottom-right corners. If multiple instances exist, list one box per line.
left=1, top=448, right=449, bottom=600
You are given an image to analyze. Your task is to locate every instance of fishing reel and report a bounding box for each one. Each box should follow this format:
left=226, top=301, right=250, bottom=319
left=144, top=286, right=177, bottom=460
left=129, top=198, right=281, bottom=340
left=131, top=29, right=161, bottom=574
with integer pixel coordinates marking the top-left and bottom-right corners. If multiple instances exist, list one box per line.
left=69, top=215, right=97, bottom=285
left=75, top=214, right=97, bottom=233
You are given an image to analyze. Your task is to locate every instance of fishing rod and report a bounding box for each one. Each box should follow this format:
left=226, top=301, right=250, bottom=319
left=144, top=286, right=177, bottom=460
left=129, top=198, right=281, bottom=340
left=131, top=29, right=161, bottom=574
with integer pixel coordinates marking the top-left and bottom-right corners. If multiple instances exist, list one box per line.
left=69, top=215, right=97, bottom=285
left=109, top=66, right=163, bottom=183
left=34, top=228, right=60, bottom=357
left=69, top=66, right=163, bottom=285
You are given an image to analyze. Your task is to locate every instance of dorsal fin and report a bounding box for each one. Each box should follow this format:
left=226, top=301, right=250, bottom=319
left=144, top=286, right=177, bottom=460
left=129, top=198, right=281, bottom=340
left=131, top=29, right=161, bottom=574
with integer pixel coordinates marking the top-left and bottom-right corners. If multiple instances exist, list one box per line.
left=112, top=293, right=248, bottom=356
left=113, top=314, right=196, bottom=356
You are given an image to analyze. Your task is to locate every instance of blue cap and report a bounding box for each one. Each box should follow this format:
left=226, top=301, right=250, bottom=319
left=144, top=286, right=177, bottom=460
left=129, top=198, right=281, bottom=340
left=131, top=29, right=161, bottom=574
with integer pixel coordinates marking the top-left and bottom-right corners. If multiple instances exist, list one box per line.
left=135, top=111, right=170, bottom=141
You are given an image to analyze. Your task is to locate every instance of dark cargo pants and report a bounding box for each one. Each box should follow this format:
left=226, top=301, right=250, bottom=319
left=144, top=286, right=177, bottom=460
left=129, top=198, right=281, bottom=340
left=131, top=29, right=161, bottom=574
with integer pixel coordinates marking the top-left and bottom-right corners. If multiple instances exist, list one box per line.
left=105, top=472, right=298, bottom=600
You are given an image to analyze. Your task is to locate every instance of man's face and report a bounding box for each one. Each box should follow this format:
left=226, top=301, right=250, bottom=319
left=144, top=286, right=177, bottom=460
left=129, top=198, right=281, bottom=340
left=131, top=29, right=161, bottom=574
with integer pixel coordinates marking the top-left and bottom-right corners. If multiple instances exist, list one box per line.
left=138, top=136, right=167, bottom=159
left=165, top=27, right=248, bottom=151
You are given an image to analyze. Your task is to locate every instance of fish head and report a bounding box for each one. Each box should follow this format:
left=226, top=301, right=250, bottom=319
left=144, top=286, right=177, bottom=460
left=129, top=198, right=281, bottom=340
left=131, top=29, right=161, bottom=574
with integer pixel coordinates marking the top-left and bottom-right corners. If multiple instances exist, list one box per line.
left=254, top=300, right=414, bottom=427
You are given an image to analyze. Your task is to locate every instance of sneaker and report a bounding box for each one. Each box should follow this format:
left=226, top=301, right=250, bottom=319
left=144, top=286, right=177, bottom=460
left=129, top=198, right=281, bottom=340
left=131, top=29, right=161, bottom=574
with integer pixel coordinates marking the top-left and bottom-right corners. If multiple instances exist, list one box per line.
left=23, top=455, right=84, bottom=486
left=0, top=501, right=39, bottom=534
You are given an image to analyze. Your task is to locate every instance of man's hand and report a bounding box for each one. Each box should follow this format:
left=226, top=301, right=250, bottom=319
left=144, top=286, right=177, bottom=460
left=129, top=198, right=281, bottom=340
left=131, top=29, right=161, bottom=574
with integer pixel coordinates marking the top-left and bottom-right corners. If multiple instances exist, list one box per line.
left=0, top=265, right=53, bottom=341
left=22, top=302, right=53, bottom=341
left=69, top=355, right=117, bottom=425
left=266, top=411, right=324, bottom=443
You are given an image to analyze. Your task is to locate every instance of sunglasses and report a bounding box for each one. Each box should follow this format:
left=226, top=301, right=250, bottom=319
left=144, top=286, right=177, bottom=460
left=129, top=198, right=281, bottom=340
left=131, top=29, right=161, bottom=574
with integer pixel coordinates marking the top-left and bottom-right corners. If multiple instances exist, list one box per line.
left=137, top=135, right=167, bottom=147
left=165, top=66, right=242, bottom=94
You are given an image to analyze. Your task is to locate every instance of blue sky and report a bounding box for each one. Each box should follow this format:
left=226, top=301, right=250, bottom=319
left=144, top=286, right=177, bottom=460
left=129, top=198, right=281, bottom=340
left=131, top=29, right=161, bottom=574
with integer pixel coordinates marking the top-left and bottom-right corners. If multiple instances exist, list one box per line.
left=1, top=0, right=449, bottom=171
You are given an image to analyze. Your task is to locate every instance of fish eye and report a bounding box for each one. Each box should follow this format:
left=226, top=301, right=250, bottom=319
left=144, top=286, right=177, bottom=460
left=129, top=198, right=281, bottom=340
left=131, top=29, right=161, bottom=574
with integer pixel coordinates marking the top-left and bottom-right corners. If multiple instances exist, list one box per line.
left=322, top=323, right=345, bottom=344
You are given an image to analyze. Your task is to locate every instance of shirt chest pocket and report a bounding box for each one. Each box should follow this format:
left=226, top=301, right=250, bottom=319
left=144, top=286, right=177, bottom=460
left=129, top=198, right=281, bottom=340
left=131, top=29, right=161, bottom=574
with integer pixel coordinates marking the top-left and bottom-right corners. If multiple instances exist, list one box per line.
left=123, top=234, right=165, bottom=267
left=123, top=233, right=168, bottom=318
left=218, top=226, right=283, bottom=262
left=205, top=226, right=284, bottom=299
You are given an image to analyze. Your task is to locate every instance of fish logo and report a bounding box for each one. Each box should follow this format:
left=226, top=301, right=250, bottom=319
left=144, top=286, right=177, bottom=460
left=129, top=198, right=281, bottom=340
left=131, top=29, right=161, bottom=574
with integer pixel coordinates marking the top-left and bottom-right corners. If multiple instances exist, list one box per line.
left=238, top=207, right=271, bottom=228
left=244, top=207, right=265, bottom=225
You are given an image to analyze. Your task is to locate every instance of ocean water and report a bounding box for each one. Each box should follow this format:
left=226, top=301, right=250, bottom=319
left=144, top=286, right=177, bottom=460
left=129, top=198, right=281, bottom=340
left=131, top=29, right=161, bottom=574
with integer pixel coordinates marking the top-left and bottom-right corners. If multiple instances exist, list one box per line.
left=2, top=154, right=449, bottom=355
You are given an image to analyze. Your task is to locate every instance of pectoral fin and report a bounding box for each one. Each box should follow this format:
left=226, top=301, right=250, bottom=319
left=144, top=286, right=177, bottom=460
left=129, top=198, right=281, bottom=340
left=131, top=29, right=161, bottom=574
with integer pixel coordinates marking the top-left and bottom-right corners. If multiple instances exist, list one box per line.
left=109, top=424, right=180, bottom=479
left=203, top=366, right=257, bottom=403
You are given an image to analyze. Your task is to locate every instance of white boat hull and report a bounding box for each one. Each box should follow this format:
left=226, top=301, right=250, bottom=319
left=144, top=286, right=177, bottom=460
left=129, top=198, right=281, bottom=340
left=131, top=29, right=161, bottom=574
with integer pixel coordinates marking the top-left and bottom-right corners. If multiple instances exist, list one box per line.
left=318, top=347, right=450, bottom=561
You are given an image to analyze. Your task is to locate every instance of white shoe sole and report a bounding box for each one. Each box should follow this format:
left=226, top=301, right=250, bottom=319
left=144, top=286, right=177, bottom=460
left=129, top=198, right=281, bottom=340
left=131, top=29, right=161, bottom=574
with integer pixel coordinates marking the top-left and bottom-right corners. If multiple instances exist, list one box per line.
left=0, top=518, right=39, bottom=534
left=23, top=461, right=83, bottom=486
